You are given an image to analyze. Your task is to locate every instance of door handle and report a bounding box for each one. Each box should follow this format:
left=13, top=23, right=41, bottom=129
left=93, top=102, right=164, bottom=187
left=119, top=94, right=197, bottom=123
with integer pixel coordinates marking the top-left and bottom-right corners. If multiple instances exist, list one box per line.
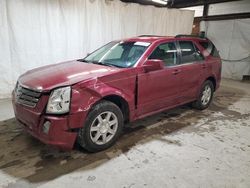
left=172, top=69, right=181, bottom=75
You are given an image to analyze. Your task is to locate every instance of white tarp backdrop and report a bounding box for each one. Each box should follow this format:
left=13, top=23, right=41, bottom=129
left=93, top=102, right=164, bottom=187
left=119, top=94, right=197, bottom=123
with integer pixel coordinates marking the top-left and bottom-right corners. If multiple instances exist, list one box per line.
left=0, top=0, right=194, bottom=98
left=205, top=19, right=250, bottom=80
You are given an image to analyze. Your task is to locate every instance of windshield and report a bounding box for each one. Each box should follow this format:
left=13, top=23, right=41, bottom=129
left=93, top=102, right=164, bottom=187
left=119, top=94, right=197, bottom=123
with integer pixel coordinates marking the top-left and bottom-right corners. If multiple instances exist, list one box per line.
left=81, top=41, right=151, bottom=68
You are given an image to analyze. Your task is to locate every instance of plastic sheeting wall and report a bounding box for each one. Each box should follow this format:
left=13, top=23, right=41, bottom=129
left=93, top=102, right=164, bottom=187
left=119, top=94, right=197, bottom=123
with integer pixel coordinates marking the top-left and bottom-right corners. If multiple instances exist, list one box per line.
left=0, top=0, right=194, bottom=99
left=205, top=19, right=250, bottom=80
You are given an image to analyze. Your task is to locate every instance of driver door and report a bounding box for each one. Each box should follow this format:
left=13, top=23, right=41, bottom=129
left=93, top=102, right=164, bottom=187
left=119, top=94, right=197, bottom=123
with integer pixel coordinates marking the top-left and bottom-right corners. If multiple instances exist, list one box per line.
left=136, top=41, right=182, bottom=117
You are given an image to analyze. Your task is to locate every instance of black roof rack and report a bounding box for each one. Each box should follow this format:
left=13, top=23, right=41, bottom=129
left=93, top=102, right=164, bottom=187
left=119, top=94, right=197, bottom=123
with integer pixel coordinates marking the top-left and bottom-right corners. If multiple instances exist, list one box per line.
left=175, top=34, right=207, bottom=39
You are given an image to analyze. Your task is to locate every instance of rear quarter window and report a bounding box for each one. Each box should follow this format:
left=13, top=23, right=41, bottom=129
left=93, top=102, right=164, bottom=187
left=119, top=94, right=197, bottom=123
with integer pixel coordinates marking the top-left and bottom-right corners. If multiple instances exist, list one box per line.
left=179, top=41, right=204, bottom=64
left=199, top=41, right=220, bottom=57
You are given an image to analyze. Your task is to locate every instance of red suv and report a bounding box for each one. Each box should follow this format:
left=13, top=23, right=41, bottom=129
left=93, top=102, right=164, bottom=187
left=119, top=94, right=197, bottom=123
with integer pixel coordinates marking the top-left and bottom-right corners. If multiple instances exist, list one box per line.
left=12, top=35, right=221, bottom=152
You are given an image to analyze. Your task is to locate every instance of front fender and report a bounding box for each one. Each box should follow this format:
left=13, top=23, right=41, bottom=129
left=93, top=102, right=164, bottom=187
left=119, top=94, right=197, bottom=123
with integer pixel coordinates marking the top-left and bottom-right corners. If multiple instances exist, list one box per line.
left=69, top=76, right=136, bottom=129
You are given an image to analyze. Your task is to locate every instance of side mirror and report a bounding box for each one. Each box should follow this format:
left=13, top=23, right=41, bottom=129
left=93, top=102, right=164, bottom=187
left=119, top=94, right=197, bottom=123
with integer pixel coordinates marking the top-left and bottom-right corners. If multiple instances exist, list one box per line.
left=143, top=59, right=164, bottom=72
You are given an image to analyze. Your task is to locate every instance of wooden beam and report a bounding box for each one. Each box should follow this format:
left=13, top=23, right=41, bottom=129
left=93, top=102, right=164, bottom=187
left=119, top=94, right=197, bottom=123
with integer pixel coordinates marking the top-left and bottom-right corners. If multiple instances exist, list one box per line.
left=170, top=0, right=240, bottom=8
left=202, top=3, right=209, bottom=18
left=196, top=12, right=250, bottom=21
left=120, top=0, right=240, bottom=8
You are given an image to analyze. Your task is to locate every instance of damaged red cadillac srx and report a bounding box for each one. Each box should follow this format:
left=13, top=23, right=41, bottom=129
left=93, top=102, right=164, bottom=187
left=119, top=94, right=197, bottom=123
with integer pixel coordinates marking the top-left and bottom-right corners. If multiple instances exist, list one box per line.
left=12, top=35, right=221, bottom=152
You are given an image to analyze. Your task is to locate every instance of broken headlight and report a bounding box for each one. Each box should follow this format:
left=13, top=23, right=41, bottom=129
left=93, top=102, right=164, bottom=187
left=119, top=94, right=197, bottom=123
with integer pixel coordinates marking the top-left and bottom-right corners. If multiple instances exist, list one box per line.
left=46, top=86, right=71, bottom=114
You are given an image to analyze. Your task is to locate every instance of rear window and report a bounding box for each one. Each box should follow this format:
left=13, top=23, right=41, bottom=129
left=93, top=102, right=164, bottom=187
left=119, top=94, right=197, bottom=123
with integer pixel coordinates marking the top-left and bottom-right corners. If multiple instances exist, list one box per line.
left=199, top=41, right=220, bottom=57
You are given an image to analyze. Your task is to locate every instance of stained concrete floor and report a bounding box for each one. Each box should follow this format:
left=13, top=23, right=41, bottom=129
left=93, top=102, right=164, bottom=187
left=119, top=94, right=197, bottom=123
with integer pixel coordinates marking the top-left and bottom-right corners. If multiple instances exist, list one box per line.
left=0, top=79, right=249, bottom=188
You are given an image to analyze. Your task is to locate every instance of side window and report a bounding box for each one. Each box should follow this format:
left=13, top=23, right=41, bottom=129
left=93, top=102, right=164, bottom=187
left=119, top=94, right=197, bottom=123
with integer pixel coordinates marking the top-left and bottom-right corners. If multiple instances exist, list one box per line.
left=199, top=41, right=220, bottom=57
left=149, top=42, right=177, bottom=66
left=179, top=41, right=198, bottom=64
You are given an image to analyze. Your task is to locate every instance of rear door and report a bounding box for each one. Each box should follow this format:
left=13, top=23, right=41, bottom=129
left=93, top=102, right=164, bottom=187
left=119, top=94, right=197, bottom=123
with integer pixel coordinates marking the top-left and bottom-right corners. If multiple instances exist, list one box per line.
left=176, top=40, right=205, bottom=103
left=137, top=41, right=182, bottom=116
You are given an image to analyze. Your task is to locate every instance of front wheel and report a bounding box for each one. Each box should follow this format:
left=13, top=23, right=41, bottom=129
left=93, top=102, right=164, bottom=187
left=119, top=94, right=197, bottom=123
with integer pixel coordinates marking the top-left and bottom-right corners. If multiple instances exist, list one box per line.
left=77, top=100, right=124, bottom=152
left=192, top=80, right=214, bottom=110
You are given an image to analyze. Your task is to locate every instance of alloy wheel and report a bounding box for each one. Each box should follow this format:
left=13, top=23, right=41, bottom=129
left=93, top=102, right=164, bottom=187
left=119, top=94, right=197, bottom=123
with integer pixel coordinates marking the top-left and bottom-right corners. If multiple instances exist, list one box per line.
left=201, top=85, right=212, bottom=106
left=90, top=111, right=118, bottom=145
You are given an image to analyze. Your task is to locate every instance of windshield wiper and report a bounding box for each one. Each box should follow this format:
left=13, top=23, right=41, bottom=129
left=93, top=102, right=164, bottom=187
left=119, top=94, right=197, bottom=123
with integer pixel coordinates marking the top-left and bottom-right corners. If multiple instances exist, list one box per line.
left=78, top=59, right=123, bottom=68
left=77, top=59, right=89, bottom=62
left=95, top=62, right=115, bottom=67
left=77, top=59, right=101, bottom=65
left=93, top=61, right=123, bottom=68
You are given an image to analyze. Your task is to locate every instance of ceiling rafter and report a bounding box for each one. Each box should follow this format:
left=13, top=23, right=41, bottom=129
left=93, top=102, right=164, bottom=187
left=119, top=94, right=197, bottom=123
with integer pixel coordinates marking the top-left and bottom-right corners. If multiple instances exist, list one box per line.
left=120, top=0, right=241, bottom=8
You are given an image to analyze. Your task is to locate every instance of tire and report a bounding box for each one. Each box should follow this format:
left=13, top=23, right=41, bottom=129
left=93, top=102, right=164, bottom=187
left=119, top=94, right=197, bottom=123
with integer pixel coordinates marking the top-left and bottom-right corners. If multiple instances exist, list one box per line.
left=77, top=100, right=124, bottom=152
left=192, top=80, right=214, bottom=110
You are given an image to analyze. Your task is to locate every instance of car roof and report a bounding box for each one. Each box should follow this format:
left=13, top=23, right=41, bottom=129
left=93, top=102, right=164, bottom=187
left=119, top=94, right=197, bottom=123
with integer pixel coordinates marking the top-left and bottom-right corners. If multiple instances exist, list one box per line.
left=121, top=35, right=209, bottom=43
left=122, top=36, right=172, bottom=43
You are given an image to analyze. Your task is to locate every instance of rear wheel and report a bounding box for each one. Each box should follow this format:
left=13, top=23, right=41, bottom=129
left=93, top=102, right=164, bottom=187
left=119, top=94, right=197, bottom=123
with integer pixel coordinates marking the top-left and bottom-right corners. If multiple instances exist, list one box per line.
left=77, top=100, right=123, bottom=152
left=192, top=80, right=214, bottom=110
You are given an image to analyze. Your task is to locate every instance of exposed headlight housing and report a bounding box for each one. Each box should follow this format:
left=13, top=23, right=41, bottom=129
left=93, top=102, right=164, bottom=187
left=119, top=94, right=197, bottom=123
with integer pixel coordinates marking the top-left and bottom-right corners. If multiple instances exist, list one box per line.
left=46, top=86, right=71, bottom=114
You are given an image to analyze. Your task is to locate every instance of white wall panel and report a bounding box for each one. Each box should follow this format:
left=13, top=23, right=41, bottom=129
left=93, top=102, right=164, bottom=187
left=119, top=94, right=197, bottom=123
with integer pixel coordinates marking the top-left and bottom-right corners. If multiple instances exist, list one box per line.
left=181, top=6, right=203, bottom=17
left=206, top=19, right=250, bottom=80
left=208, top=0, right=250, bottom=15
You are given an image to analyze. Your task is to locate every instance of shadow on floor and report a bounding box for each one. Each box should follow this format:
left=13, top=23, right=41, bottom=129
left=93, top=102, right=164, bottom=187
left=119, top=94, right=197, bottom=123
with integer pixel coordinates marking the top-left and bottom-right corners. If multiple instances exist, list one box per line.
left=0, top=85, right=247, bottom=184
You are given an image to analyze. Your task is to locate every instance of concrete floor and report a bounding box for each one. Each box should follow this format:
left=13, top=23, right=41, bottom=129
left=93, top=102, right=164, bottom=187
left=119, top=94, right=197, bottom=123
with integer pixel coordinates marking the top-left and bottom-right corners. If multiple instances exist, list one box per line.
left=0, top=79, right=249, bottom=188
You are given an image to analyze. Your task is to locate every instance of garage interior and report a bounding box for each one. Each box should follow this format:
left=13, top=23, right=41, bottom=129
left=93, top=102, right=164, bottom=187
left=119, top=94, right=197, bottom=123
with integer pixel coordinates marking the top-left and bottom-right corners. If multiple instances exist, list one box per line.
left=0, top=0, right=250, bottom=187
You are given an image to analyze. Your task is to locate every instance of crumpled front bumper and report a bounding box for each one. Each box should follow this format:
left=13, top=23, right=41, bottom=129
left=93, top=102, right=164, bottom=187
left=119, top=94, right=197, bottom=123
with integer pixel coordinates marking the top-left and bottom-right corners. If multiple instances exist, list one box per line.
left=16, top=114, right=77, bottom=150
left=12, top=93, right=83, bottom=150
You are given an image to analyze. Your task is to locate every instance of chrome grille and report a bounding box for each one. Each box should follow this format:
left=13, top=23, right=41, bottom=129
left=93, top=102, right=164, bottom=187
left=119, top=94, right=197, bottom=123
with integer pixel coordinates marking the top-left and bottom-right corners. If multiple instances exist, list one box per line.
left=15, top=83, right=41, bottom=108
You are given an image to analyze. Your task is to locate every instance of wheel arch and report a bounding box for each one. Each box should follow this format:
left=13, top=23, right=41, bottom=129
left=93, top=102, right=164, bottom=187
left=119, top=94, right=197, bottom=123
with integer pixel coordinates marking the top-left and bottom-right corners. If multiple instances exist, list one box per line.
left=206, top=76, right=216, bottom=91
left=87, top=94, right=131, bottom=124
left=102, top=95, right=130, bottom=123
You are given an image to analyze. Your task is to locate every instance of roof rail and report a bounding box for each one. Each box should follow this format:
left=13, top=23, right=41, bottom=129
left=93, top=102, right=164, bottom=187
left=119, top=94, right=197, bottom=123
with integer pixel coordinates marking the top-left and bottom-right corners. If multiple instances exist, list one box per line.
left=138, top=35, right=164, bottom=37
left=175, top=34, right=207, bottom=39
